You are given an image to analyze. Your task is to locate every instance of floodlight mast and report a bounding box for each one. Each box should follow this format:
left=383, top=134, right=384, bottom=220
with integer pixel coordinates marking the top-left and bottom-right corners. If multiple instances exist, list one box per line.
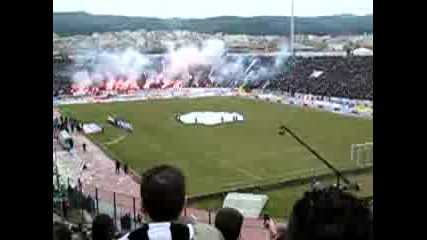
left=290, top=0, right=295, bottom=56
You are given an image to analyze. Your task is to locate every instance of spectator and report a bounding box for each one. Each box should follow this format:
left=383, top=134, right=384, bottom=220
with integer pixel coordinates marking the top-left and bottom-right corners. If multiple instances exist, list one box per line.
left=135, top=214, right=142, bottom=223
left=92, top=214, right=116, bottom=240
left=285, top=187, right=373, bottom=240
left=116, top=160, right=121, bottom=174
left=53, top=222, right=72, bottom=240
left=119, top=165, right=224, bottom=240
left=86, top=195, right=95, bottom=213
left=214, top=208, right=244, bottom=240
left=124, top=164, right=128, bottom=174
left=264, top=217, right=286, bottom=240
left=62, top=198, right=69, bottom=219
left=73, top=232, right=89, bottom=240
left=82, top=143, right=87, bottom=153
left=117, top=214, right=132, bottom=238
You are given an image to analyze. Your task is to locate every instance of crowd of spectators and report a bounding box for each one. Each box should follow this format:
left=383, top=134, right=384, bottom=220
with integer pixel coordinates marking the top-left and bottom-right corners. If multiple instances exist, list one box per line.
left=53, top=55, right=373, bottom=100
left=265, top=56, right=373, bottom=100
left=53, top=60, right=73, bottom=96
left=53, top=164, right=373, bottom=240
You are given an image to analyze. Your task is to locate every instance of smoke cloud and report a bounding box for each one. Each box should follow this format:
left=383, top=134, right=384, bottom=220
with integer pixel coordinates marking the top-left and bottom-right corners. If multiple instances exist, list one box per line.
left=70, top=38, right=289, bottom=92
left=72, top=48, right=150, bottom=90
left=275, top=43, right=292, bottom=70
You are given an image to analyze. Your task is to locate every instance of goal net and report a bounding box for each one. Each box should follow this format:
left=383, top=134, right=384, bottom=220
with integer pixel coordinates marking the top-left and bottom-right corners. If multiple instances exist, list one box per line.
left=351, top=142, right=373, bottom=167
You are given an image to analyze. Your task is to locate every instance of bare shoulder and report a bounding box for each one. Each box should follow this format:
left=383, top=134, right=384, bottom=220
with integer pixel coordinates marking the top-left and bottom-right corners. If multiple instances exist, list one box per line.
left=193, top=223, right=224, bottom=240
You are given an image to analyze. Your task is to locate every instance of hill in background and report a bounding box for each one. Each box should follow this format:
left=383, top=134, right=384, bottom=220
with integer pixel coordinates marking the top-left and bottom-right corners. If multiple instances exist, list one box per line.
left=53, top=12, right=373, bottom=37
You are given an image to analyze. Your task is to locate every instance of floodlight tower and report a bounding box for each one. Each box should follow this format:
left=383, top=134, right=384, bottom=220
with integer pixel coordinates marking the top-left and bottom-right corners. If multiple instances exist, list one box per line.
left=290, top=0, right=295, bottom=56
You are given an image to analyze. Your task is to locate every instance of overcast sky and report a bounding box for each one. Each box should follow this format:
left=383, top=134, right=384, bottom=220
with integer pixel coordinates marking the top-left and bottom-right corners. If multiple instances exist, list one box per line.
left=53, top=0, right=373, bottom=18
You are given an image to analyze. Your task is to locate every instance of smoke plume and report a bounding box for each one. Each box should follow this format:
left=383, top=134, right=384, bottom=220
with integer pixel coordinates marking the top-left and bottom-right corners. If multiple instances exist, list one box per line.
left=69, top=38, right=288, bottom=92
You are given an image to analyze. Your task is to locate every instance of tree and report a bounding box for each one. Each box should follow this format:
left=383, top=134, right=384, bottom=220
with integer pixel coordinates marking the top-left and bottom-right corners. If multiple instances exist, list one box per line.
left=53, top=13, right=373, bottom=36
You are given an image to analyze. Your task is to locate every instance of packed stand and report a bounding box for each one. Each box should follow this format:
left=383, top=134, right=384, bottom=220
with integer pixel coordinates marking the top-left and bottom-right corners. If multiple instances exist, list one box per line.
left=53, top=55, right=373, bottom=100
left=265, top=56, right=373, bottom=100
left=53, top=59, right=74, bottom=97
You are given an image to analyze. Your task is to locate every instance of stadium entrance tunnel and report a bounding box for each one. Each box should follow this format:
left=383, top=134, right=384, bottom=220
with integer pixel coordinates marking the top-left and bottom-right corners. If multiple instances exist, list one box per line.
left=177, top=112, right=244, bottom=126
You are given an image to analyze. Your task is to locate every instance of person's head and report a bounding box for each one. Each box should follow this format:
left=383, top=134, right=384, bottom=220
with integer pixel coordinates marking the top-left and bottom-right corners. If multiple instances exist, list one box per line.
left=53, top=222, right=72, bottom=240
left=214, top=208, right=244, bottom=240
left=286, top=187, right=372, bottom=240
left=120, top=214, right=132, bottom=231
left=140, top=164, right=186, bottom=222
left=92, top=214, right=115, bottom=240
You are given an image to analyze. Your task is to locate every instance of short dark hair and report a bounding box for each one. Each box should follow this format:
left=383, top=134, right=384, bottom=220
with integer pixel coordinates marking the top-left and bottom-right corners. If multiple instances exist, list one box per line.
left=214, top=208, right=244, bottom=240
left=92, top=214, right=115, bottom=240
left=286, top=188, right=373, bottom=240
left=53, top=222, right=72, bottom=240
left=140, top=165, right=186, bottom=222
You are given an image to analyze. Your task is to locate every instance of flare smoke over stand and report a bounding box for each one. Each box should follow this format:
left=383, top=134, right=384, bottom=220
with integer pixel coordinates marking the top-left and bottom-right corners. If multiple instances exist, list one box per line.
left=68, top=39, right=292, bottom=95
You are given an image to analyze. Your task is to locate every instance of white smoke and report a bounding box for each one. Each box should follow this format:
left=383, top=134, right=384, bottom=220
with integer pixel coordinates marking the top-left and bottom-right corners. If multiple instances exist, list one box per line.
left=162, top=39, right=226, bottom=82
left=211, top=56, right=246, bottom=85
left=200, top=39, right=226, bottom=63
left=275, top=43, right=292, bottom=69
left=210, top=55, right=278, bottom=87
left=72, top=71, right=92, bottom=88
left=164, top=45, right=198, bottom=80
left=245, top=66, right=275, bottom=82
left=72, top=48, right=150, bottom=88
left=70, top=38, right=285, bottom=90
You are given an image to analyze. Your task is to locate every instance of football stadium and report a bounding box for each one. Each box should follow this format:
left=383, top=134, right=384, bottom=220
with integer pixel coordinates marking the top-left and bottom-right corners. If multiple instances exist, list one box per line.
left=53, top=34, right=373, bottom=239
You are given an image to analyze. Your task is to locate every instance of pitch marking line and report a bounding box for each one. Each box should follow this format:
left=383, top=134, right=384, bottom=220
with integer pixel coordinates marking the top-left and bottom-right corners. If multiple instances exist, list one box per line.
left=104, top=135, right=127, bottom=145
left=235, top=167, right=262, bottom=180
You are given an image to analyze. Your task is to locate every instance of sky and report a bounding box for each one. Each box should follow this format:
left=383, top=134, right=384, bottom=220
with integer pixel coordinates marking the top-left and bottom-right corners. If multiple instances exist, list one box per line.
left=53, top=0, right=373, bottom=18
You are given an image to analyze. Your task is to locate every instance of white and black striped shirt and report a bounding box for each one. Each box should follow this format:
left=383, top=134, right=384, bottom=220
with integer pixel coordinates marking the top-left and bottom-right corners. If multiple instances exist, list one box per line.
left=119, top=222, right=195, bottom=240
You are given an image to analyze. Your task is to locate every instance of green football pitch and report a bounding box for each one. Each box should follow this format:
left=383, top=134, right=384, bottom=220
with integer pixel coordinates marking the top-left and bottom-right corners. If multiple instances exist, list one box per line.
left=59, top=97, right=373, bottom=216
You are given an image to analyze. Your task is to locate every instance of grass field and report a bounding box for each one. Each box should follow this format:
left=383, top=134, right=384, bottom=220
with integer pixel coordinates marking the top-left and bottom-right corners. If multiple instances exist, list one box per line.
left=193, top=171, right=373, bottom=218
left=59, top=97, right=373, bottom=216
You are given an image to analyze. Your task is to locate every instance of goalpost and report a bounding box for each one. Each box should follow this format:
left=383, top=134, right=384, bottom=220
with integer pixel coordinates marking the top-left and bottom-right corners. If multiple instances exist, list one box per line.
left=351, top=142, right=373, bottom=167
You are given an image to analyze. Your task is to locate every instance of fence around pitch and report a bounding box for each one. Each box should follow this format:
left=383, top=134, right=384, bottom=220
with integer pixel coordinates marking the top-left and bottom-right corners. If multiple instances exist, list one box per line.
left=80, top=185, right=232, bottom=226
left=56, top=183, right=269, bottom=240
left=82, top=184, right=212, bottom=223
left=80, top=184, right=269, bottom=239
left=79, top=164, right=373, bottom=227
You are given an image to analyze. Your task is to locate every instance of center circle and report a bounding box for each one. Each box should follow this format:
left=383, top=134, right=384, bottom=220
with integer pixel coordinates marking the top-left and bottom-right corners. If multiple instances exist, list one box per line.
left=178, top=112, right=244, bottom=126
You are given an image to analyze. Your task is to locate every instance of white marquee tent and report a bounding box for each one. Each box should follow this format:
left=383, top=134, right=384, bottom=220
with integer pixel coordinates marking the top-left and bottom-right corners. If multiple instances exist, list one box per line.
left=352, top=48, right=373, bottom=56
